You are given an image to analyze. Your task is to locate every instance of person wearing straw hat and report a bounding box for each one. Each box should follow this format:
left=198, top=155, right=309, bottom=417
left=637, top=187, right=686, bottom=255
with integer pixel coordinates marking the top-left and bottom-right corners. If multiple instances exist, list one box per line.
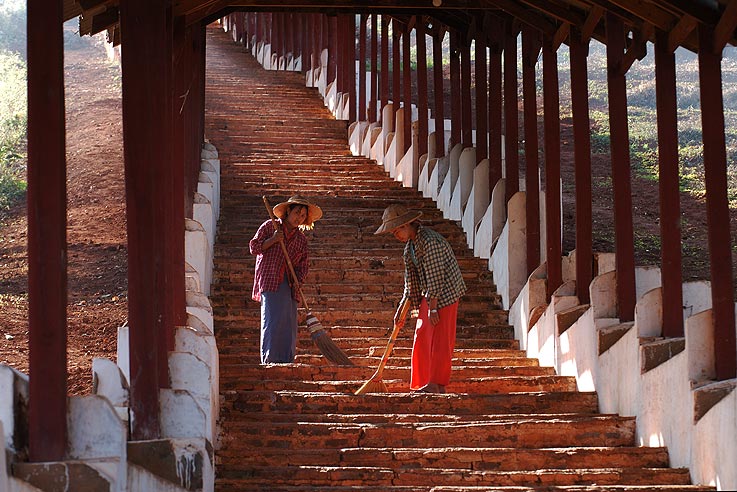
left=250, top=195, right=323, bottom=364
left=375, top=204, right=466, bottom=393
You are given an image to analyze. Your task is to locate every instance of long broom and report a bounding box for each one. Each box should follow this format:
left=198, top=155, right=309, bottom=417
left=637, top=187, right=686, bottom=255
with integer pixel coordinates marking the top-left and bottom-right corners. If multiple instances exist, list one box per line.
left=354, top=298, right=410, bottom=395
left=262, top=196, right=354, bottom=366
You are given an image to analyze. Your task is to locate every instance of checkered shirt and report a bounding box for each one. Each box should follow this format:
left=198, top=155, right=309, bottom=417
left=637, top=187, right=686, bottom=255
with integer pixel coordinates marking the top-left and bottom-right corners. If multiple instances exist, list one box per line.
left=250, top=218, right=308, bottom=302
left=401, top=225, right=466, bottom=312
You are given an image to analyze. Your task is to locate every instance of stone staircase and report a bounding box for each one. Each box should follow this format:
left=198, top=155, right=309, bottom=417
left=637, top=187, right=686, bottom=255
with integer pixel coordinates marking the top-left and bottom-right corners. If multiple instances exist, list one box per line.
left=205, top=26, right=713, bottom=492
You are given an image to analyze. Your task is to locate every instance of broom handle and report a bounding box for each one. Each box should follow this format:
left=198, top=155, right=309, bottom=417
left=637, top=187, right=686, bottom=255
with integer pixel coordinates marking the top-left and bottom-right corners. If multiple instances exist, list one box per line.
left=371, top=298, right=410, bottom=379
left=262, top=196, right=310, bottom=311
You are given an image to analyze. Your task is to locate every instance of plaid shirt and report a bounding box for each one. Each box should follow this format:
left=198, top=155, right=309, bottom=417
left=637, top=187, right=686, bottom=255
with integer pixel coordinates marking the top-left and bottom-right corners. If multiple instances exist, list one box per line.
left=401, top=225, right=466, bottom=312
left=250, top=218, right=308, bottom=302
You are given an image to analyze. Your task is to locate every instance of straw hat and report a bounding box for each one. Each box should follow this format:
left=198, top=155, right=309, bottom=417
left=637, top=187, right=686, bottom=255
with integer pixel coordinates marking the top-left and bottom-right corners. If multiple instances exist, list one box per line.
left=374, top=204, right=422, bottom=234
left=273, top=195, right=323, bottom=229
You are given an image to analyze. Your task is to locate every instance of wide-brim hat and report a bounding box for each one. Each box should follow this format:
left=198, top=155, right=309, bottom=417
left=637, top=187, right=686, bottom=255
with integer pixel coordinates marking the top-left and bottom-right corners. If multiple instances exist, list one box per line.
left=273, top=195, right=323, bottom=228
left=374, top=204, right=422, bottom=234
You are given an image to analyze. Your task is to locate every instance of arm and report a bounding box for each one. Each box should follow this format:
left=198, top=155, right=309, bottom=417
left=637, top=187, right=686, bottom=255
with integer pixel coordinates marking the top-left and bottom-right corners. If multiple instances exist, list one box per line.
left=249, top=220, right=283, bottom=256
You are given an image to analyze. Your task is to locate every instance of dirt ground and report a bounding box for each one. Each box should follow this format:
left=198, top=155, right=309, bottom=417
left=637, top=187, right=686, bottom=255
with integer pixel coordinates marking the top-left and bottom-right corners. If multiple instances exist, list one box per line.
left=0, top=27, right=732, bottom=395
left=0, top=29, right=126, bottom=395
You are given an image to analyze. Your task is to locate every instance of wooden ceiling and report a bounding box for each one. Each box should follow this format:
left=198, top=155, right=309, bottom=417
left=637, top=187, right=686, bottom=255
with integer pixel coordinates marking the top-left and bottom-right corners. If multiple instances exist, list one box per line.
left=63, top=0, right=737, bottom=55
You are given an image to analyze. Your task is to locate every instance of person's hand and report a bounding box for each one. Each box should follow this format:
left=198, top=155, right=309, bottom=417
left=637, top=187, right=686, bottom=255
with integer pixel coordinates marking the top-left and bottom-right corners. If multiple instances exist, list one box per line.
left=429, top=308, right=439, bottom=326
left=271, top=229, right=284, bottom=243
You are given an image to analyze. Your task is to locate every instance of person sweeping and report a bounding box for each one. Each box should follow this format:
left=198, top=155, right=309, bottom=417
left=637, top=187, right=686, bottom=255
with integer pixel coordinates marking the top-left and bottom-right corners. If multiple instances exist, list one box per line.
left=375, top=204, right=466, bottom=393
left=250, top=195, right=322, bottom=364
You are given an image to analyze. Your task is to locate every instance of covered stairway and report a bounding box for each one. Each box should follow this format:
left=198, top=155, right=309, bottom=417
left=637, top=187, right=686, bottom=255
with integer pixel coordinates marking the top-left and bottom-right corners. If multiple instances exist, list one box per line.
left=206, top=27, right=712, bottom=492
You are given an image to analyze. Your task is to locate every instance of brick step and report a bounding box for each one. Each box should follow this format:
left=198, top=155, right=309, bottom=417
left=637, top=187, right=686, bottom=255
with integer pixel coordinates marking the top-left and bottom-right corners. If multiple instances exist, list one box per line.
left=217, top=336, right=518, bottom=352
left=220, top=411, right=597, bottom=425
left=216, top=445, right=671, bottom=470
left=210, top=284, right=502, bottom=306
left=219, top=390, right=599, bottom=415
left=216, top=375, right=578, bottom=394
left=214, top=466, right=693, bottom=488
left=217, top=364, right=556, bottom=381
left=214, top=323, right=515, bottom=340
left=216, top=415, right=636, bottom=449
left=220, top=354, right=540, bottom=368
left=211, top=296, right=505, bottom=317
left=212, top=310, right=509, bottom=327
left=218, top=354, right=538, bottom=368
left=205, top=29, right=706, bottom=492
left=216, top=485, right=713, bottom=492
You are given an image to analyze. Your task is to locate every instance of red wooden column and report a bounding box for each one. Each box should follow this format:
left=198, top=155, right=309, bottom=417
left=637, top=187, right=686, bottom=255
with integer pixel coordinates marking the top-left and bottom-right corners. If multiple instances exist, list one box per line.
left=369, top=14, right=378, bottom=123
left=475, top=38, right=488, bottom=164
left=460, top=38, right=473, bottom=148
left=403, top=25, right=412, bottom=155
left=570, top=30, right=593, bottom=305
left=416, top=21, right=429, bottom=160
left=543, top=36, right=562, bottom=299
left=698, top=25, right=736, bottom=380
left=488, top=20, right=504, bottom=192
left=654, top=31, right=684, bottom=336
left=170, top=18, right=189, bottom=330
left=432, top=30, right=446, bottom=157
left=449, top=30, right=461, bottom=148
left=27, top=0, right=67, bottom=461
left=337, top=16, right=345, bottom=94
left=301, top=13, right=309, bottom=72
left=346, top=14, right=356, bottom=122
left=392, top=20, right=401, bottom=122
left=328, top=15, right=337, bottom=85
left=120, top=0, right=170, bottom=439
left=606, top=13, right=636, bottom=321
left=358, top=14, right=367, bottom=121
left=504, top=25, right=519, bottom=201
left=522, top=26, right=541, bottom=277
left=380, top=15, right=390, bottom=119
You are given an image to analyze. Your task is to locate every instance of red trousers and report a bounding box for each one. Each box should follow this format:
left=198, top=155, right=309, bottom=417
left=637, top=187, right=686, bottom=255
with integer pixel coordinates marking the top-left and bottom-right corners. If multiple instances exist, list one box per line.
left=409, top=298, right=459, bottom=390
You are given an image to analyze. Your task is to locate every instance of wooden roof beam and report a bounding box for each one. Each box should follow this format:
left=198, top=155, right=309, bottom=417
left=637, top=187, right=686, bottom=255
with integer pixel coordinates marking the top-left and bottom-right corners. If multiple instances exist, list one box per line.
left=516, top=0, right=587, bottom=27
left=618, top=22, right=652, bottom=74
left=552, top=21, right=570, bottom=49
left=603, top=0, right=679, bottom=32
left=668, top=14, right=698, bottom=52
left=714, top=0, right=737, bottom=50
left=485, top=0, right=557, bottom=36
left=581, top=4, right=604, bottom=41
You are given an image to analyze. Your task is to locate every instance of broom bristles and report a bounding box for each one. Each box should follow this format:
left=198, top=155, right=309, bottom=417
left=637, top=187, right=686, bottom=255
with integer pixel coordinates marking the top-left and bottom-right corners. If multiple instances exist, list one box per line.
left=354, top=377, right=388, bottom=395
left=307, top=312, right=354, bottom=366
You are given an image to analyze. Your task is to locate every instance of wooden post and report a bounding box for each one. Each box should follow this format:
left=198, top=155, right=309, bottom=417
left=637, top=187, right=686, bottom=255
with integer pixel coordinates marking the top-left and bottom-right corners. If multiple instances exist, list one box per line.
left=416, top=20, right=428, bottom=160
left=27, top=0, right=67, bottom=461
left=392, top=20, right=401, bottom=122
left=359, top=14, right=367, bottom=121
left=570, top=30, right=593, bottom=305
left=475, top=38, right=488, bottom=164
left=369, top=14, right=378, bottom=123
left=488, top=19, right=504, bottom=191
left=432, top=31, right=446, bottom=157
left=654, top=31, right=684, bottom=336
left=346, top=14, right=356, bottom=122
left=606, top=12, right=636, bottom=322
left=120, top=0, right=170, bottom=439
left=328, top=15, right=337, bottom=85
left=380, top=15, right=389, bottom=119
left=403, top=25, right=412, bottom=155
left=460, top=38, right=473, bottom=148
left=543, top=36, right=562, bottom=299
left=698, top=24, right=737, bottom=379
left=522, top=26, right=541, bottom=277
left=504, top=25, right=519, bottom=201
left=449, top=30, right=461, bottom=148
